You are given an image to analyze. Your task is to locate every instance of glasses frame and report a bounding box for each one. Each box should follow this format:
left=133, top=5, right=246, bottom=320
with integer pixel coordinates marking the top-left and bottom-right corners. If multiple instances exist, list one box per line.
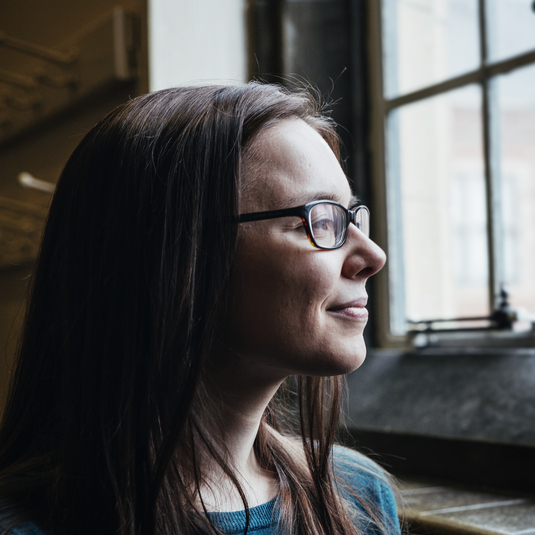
left=237, top=200, right=370, bottom=250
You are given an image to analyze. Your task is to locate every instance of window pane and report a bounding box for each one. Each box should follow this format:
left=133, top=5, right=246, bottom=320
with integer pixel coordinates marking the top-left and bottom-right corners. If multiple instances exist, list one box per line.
left=383, top=0, right=480, bottom=98
left=388, top=85, right=490, bottom=329
left=497, top=64, right=535, bottom=314
left=489, top=0, right=535, bottom=62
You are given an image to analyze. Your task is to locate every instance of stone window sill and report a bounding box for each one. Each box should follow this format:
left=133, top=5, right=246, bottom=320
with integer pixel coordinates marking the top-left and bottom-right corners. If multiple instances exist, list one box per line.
left=399, top=476, right=535, bottom=535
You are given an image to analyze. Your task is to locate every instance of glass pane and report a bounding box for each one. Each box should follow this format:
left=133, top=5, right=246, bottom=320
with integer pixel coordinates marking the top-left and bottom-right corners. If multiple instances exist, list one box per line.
left=489, top=0, right=535, bottom=62
left=388, top=85, right=490, bottom=328
left=497, top=64, right=535, bottom=314
left=383, top=0, right=480, bottom=98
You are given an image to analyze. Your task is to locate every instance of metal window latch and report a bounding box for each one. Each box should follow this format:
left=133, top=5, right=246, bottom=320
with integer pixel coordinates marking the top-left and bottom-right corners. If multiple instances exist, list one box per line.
left=406, top=288, right=535, bottom=348
left=407, top=288, right=516, bottom=335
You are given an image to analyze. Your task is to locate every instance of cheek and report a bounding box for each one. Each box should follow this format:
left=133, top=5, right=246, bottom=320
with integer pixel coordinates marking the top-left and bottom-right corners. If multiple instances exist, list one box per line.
left=227, top=245, right=339, bottom=360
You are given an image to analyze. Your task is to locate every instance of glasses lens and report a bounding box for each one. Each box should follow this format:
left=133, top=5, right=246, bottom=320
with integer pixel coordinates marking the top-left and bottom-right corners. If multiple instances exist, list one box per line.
left=355, top=206, right=370, bottom=237
left=309, top=203, right=347, bottom=248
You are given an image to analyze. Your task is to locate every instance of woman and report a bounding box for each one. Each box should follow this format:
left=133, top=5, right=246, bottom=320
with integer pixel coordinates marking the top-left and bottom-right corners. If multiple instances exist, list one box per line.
left=0, top=83, right=396, bottom=535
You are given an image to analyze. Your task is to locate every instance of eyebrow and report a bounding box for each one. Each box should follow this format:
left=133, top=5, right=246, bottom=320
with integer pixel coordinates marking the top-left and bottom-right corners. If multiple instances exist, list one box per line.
left=278, top=192, right=360, bottom=209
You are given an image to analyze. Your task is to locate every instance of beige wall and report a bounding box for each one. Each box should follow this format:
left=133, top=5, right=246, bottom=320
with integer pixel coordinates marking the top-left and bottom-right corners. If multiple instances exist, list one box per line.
left=148, top=0, right=247, bottom=89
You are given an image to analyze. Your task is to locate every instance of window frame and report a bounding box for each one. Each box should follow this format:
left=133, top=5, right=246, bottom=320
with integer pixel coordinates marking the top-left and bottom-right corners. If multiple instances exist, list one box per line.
left=368, top=0, right=535, bottom=348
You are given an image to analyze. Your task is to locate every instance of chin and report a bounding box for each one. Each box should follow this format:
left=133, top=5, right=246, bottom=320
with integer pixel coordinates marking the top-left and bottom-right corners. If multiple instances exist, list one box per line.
left=304, top=342, right=368, bottom=377
left=330, top=336, right=367, bottom=374
left=338, top=339, right=368, bottom=375
left=335, top=352, right=367, bottom=375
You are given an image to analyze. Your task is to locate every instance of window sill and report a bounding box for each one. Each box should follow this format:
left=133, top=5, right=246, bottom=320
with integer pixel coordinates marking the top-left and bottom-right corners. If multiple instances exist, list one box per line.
left=398, top=475, right=535, bottom=535
left=409, top=328, right=535, bottom=350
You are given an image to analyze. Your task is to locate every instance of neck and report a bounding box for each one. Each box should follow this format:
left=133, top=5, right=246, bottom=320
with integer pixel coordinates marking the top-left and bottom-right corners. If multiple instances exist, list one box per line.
left=198, top=351, right=284, bottom=512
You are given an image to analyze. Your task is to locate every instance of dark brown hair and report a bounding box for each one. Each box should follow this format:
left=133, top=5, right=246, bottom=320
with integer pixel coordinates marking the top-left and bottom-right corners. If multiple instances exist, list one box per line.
left=0, top=83, right=390, bottom=535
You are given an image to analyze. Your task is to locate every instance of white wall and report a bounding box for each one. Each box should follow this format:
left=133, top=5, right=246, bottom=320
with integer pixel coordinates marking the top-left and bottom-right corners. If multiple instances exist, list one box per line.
left=148, top=0, right=247, bottom=90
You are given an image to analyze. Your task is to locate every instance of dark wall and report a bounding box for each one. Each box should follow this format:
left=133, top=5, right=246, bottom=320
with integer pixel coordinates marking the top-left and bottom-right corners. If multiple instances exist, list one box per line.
left=344, top=347, right=535, bottom=490
left=248, top=0, right=370, bottom=203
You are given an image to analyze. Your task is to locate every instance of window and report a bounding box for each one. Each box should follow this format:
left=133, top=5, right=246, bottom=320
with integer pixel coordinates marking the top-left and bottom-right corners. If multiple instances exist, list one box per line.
left=368, top=0, right=535, bottom=345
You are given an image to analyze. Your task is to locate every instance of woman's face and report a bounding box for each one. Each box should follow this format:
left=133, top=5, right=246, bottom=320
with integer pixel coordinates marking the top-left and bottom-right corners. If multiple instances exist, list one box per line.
left=222, top=118, right=386, bottom=381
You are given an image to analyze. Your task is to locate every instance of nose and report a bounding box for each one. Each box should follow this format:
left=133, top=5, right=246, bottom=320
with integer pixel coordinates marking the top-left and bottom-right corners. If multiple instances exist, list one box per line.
left=341, top=224, right=386, bottom=280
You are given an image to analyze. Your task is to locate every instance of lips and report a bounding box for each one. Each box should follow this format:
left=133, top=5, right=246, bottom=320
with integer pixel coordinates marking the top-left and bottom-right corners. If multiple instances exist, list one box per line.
left=327, top=298, right=369, bottom=321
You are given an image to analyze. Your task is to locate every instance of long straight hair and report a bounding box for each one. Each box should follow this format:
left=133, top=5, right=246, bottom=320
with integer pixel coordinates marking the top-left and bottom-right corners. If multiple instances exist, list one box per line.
left=0, top=83, right=386, bottom=535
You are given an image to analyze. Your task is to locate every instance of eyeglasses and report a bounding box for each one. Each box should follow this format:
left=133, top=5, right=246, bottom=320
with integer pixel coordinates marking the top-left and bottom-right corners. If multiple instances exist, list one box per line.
left=237, top=200, right=370, bottom=250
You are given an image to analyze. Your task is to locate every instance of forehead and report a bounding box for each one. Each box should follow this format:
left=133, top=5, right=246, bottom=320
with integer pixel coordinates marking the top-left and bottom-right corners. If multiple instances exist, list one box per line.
left=240, top=118, right=352, bottom=213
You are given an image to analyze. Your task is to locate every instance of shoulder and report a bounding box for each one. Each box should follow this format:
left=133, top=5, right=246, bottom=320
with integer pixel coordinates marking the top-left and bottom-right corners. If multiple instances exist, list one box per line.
left=0, top=510, right=46, bottom=535
left=332, top=444, right=388, bottom=488
left=0, top=521, right=46, bottom=535
left=332, top=445, right=401, bottom=535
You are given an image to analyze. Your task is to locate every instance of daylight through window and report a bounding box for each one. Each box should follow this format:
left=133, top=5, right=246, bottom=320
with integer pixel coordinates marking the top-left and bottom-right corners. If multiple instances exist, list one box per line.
left=372, top=0, right=535, bottom=340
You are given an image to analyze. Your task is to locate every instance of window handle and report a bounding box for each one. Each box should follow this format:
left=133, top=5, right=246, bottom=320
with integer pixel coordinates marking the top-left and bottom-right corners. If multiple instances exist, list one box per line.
left=407, top=288, right=516, bottom=334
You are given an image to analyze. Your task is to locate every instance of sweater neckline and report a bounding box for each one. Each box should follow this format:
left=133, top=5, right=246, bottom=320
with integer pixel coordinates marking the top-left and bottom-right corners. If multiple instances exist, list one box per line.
left=206, top=497, right=278, bottom=534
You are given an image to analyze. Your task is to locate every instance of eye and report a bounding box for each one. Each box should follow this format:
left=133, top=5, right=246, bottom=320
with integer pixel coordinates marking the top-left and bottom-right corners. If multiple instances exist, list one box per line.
left=309, top=204, right=345, bottom=247
left=311, top=215, right=335, bottom=235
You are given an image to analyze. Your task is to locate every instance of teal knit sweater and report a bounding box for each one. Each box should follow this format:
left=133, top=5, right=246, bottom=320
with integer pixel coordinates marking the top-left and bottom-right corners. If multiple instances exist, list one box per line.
left=1, top=447, right=400, bottom=535
left=206, top=446, right=400, bottom=534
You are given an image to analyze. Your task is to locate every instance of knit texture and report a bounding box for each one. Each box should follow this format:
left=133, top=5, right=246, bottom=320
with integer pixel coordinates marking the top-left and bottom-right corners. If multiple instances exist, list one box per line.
left=0, top=447, right=400, bottom=535
left=206, top=446, right=400, bottom=534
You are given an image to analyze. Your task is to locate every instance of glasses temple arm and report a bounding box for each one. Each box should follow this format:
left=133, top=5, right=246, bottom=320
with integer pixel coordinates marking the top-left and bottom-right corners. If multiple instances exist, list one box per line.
left=237, top=206, right=304, bottom=223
